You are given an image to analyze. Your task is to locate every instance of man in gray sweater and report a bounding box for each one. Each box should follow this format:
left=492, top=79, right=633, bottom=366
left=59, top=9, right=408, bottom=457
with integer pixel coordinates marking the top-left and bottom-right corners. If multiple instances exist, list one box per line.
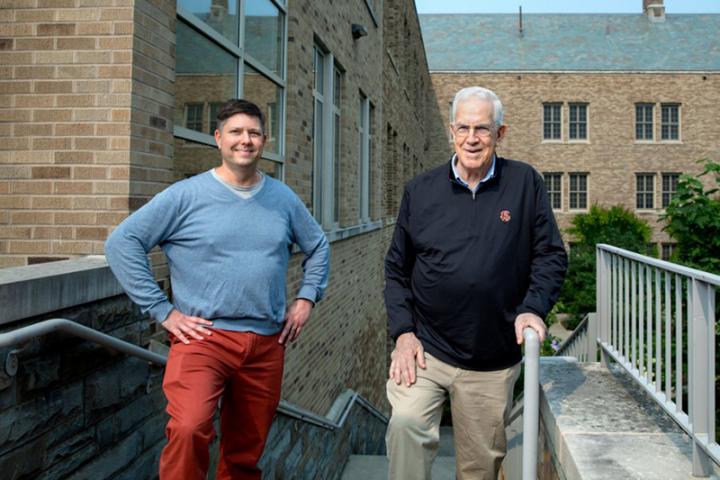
left=105, top=99, right=329, bottom=480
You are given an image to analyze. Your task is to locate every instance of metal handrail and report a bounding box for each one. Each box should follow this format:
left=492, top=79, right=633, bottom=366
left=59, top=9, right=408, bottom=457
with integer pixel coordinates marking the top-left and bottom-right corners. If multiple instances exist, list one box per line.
left=596, top=244, right=719, bottom=477
left=554, top=314, right=589, bottom=356
left=0, top=318, right=387, bottom=430
left=521, top=327, right=540, bottom=480
left=0, top=318, right=167, bottom=369
left=598, top=243, right=720, bottom=286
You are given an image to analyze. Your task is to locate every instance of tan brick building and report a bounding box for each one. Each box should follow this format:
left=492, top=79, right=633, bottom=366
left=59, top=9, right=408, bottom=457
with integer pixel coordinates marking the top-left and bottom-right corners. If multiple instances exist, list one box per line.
left=0, top=0, right=440, bottom=415
left=420, top=2, right=720, bottom=258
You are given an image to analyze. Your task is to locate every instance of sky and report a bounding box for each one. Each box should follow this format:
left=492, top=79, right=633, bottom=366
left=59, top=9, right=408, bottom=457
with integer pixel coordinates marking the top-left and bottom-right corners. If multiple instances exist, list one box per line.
left=415, top=0, right=720, bottom=14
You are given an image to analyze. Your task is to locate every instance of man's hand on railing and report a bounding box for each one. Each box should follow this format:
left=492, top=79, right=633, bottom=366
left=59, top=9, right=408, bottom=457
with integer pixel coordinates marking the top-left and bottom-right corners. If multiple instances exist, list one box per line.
left=514, top=313, right=546, bottom=345
left=162, top=309, right=214, bottom=344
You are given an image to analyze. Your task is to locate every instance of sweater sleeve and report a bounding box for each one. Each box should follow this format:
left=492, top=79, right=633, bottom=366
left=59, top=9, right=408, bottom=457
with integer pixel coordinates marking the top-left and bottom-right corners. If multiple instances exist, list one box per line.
left=384, top=186, right=417, bottom=340
left=104, top=188, right=181, bottom=323
left=289, top=196, right=330, bottom=304
left=517, top=172, right=568, bottom=319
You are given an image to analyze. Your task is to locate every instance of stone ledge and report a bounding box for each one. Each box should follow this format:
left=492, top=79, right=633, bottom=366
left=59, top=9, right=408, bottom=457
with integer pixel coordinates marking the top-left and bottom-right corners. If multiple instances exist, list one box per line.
left=540, top=357, right=696, bottom=480
left=0, top=256, right=123, bottom=326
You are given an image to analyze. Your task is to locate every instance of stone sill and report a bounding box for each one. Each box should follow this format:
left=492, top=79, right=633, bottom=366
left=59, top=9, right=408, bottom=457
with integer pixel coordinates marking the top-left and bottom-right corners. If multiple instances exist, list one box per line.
left=0, top=256, right=123, bottom=326
left=538, top=358, right=706, bottom=480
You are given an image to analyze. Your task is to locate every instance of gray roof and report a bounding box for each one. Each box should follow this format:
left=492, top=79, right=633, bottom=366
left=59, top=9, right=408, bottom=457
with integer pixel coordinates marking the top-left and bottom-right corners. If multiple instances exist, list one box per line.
left=419, top=14, right=720, bottom=72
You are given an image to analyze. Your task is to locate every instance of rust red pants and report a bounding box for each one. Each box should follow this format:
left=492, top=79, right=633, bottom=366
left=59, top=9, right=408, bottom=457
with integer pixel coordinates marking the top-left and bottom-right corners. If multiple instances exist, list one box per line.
left=159, top=329, right=284, bottom=480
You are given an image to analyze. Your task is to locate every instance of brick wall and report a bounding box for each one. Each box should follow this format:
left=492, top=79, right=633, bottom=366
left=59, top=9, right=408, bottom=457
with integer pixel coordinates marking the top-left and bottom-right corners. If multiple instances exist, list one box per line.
left=0, top=0, right=175, bottom=268
left=429, top=72, right=720, bottom=242
left=382, top=0, right=450, bottom=220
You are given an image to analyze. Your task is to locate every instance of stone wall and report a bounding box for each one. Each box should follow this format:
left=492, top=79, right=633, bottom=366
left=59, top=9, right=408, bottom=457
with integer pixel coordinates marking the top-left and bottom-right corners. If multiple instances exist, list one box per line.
left=429, top=72, right=720, bottom=243
left=0, top=258, right=389, bottom=479
left=0, top=289, right=166, bottom=479
left=259, top=397, right=387, bottom=479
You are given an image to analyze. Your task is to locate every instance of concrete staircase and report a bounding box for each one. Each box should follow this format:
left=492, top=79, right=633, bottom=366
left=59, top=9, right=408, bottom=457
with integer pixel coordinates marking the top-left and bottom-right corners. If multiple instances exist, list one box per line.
left=340, top=426, right=456, bottom=479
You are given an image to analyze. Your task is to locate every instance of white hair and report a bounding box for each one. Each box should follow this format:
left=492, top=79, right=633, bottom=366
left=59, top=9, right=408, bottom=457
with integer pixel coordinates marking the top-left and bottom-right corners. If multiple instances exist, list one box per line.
left=451, top=86, right=504, bottom=126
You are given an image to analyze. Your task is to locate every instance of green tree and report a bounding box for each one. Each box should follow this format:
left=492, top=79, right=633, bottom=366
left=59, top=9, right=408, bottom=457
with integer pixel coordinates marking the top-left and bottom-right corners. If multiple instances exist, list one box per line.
left=559, top=205, right=653, bottom=329
left=661, top=160, right=720, bottom=275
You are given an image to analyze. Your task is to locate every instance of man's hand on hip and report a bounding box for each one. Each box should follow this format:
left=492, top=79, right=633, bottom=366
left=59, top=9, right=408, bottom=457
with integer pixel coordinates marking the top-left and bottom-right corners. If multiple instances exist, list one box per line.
left=514, top=312, right=546, bottom=344
left=389, top=332, right=426, bottom=387
left=279, top=298, right=313, bottom=345
left=161, top=309, right=214, bottom=344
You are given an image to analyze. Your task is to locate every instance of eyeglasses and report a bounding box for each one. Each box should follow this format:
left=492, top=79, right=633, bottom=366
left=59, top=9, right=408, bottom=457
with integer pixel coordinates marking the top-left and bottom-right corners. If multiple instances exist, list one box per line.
left=453, top=124, right=494, bottom=139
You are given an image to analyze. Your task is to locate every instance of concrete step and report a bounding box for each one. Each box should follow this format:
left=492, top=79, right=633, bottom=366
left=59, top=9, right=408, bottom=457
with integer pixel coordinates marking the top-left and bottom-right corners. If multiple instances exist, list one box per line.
left=341, top=426, right=456, bottom=479
left=340, top=455, right=456, bottom=480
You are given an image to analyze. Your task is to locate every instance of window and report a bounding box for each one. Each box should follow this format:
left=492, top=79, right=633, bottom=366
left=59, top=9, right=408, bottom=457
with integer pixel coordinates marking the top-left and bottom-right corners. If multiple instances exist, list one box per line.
left=569, top=103, right=587, bottom=140
left=661, top=104, right=680, bottom=140
left=333, top=67, right=342, bottom=225
left=661, top=243, right=676, bottom=261
left=208, top=102, right=222, bottom=134
left=636, top=174, right=655, bottom=209
left=312, top=46, right=326, bottom=224
left=266, top=103, right=277, bottom=143
left=174, top=0, right=287, bottom=178
left=569, top=173, right=588, bottom=210
left=185, top=104, right=203, bottom=131
left=635, top=103, right=654, bottom=140
left=312, top=44, right=342, bottom=228
left=543, top=103, right=561, bottom=140
left=543, top=173, right=562, bottom=210
left=661, top=173, right=679, bottom=208
left=359, top=93, right=371, bottom=222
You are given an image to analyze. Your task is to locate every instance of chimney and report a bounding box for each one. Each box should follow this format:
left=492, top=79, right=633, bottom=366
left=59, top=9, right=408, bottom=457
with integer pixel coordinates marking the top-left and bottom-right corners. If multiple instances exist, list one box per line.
left=643, top=0, right=666, bottom=22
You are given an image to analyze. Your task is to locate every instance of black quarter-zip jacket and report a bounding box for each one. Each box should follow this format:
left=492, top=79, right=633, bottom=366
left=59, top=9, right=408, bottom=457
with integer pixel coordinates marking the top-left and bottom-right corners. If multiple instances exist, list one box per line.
left=384, top=157, right=568, bottom=371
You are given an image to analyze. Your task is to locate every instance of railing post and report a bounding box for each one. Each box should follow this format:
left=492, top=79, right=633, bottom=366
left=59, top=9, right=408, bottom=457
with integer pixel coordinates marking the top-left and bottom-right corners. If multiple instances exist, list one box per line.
left=596, top=247, right=608, bottom=363
left=690, top=279, right=714, bottom=477
left=522, top=328, right=539, bottom=480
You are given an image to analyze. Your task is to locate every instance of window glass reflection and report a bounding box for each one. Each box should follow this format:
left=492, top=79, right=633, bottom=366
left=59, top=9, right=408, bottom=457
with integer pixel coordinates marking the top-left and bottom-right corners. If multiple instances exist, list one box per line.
left=178, top=0, right=239, bottom=43
left=243, top=64, right=281, bottom=154
left=245, top=0, right=282, bottom=75
left=175, top=21, right=238, bottom=134
left=259, top=159, right=281, bottom=179
left=174, top=138, right=220, bottom=181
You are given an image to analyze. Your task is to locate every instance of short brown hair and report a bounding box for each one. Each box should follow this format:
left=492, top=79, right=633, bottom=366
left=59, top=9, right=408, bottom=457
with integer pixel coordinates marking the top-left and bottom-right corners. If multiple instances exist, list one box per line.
left=216, top=99, right=266, bottom=134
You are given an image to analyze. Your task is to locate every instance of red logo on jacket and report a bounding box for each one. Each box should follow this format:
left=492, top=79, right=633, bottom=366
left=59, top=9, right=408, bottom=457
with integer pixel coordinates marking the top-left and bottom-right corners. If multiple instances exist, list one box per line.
left=499, top=210, right=511, bottom=222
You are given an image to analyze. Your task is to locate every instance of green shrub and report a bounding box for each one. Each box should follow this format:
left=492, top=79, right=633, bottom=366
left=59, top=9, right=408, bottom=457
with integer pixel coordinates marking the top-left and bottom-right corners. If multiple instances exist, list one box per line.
left=559, top=205, right=653, bottom=328
left=661, top=160, right=720, bottom=275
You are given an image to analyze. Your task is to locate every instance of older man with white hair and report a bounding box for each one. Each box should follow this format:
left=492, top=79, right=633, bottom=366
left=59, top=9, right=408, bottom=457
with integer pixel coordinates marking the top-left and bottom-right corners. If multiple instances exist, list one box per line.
left=384, top=86, right=567, bottom=479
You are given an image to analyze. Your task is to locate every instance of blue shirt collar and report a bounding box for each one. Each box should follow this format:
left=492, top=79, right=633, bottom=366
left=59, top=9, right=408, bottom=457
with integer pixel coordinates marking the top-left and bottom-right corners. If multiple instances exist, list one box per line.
left=451, top=153, right=496, bottom=193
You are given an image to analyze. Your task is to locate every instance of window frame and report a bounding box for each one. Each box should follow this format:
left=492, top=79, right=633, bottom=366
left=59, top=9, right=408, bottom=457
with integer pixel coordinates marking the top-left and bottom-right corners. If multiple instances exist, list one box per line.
left=635, top=103, right=654, bottom=142
left=543, top=172, right=563, bottom=211
left=635, top=173, right=655, bottom=210
left=660, top=103, right=681, bottom=142
left=661, top=242, right=676, bottom=261
left=358, top=93, right=372, bottom=223
left=568, top=172, right=588, bottom=211
left=568, top=103, right=588, bottom=141
left=661, top=172, right=680, bottom=208
left=173, top=0, right=288, bottom=175
left=312, top=42, right=342, bottom=230
left=542, top=102, right=562, bottom=141
left=185, top=103, right=204, bottom=132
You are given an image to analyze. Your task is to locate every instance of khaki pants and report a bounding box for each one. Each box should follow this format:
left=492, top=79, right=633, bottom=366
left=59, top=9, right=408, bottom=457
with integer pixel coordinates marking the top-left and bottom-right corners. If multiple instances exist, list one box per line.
left=386, top=353, right=520, bottom=480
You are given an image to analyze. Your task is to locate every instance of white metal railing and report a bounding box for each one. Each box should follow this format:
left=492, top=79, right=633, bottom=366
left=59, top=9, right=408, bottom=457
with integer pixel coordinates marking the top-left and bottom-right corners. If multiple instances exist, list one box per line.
left=521, top=328, right=540, bottom=480
left=554, top=313, right=594, bottom=361
left=596, top=244, right=720, bottom=477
